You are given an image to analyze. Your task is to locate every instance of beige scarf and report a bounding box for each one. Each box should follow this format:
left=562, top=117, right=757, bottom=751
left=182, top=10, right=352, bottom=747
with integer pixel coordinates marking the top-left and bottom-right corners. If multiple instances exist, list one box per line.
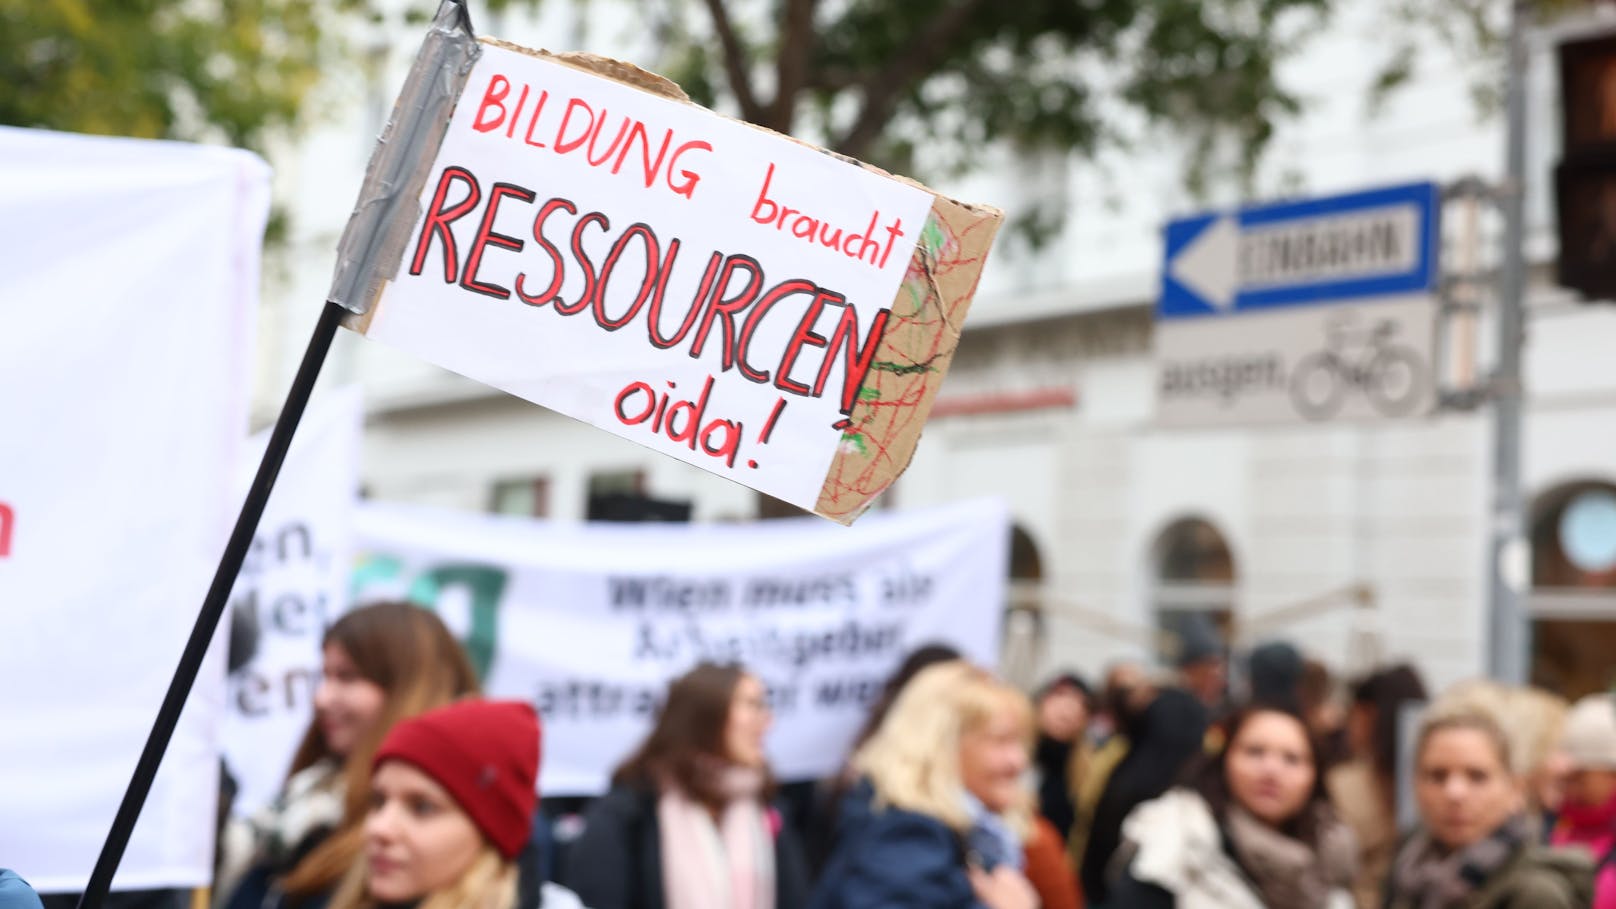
left=1224, top=804, right=1358, bottom=909
left=657, top=765, right=774, bottom=909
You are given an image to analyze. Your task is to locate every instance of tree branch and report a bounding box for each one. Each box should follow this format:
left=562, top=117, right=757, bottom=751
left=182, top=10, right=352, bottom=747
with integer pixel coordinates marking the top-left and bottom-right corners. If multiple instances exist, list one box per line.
left=835, top=0, right=989, bottom=159
left=701, top=0, right=765, bottom=123
left=806, top=65, right=862, bottom=93
left=770, top=0, right=819, bottom=131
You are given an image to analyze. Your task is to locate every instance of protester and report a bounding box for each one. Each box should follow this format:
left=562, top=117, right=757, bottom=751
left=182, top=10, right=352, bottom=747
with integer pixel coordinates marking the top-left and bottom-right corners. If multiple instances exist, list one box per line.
left=1549, top=693, right=1616, bottom=907
left=1299, top=659, right=1350, bottom=770
left=1068, top=663, right=1150, bottom=869
left=1325, top=663, right=1426, bottom=909
left=217, top=602, right=481, bottom=909
left=806, top=642, right=963, bottom=872
left=1106, top=704, right=1358, bottom=908
left=0, top=871, right=44, bottom=909
left=1033, top=672, right=1093, bottom=841
left=1173, top=618, right=1226, bottom=713
left=1384, top=704, right=1592, bottom=909
left=1088, top=662, right=1149, bottom=746
left=1433, top=679, right=1575, bottom=836
left=1245, top=641, right=1304, bottom=712
left=563, top=662, right=809, bottom=909
left=810, top=661, right=1039, bottom=909
left=1078, top=687, right=1208, bottom=906
left=326, top=699, right=586, bottom=909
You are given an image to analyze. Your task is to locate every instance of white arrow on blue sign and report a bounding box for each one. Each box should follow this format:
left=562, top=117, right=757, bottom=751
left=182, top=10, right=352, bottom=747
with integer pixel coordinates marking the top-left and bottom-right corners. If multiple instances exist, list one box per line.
left=1159, top=181, right=1441, bottom=319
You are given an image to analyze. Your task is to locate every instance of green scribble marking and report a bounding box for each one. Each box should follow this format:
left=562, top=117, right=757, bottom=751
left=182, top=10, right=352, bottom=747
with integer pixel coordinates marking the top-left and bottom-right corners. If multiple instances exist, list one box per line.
left=858, top=387, right=882, bottom=401
left=872, top=360, right=936, bottom=376
left=842, top=432, right=869, bottom=456
left=921, top=217, right=946, bottom=255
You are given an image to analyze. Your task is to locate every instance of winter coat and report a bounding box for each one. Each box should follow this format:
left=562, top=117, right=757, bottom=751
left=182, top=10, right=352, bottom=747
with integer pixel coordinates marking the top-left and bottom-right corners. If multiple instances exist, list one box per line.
left=1022, top=817, right=1081, bottom=909
left=217, top=759, right=345, bottom=909
left=1383, top=833, right=1593, bottom=909
left=1036, top=735, right=1078, bottom=840
left=809, top=781, right=981, bottom=909
left=1079, top=689, right=1209, bottom=904
left=1108, top=789, right=1356, bottom=909
left=1549, top=793, right=1616, bottom=909
left=562, top=783, right=809, bottom=909
left=1327, top=758, right=1398, bottom=909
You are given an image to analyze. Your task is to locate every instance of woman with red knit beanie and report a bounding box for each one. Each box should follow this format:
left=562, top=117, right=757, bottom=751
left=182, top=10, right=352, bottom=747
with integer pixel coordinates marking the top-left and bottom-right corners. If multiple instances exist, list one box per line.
left=563, top=662, right=809, bottom=909
left=326, top=699, right=587, bottom=909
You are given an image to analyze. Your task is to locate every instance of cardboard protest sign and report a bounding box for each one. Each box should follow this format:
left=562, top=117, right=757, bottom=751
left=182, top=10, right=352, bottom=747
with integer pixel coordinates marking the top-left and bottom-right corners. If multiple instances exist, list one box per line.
left=329, top=4, right=1001, bottom=522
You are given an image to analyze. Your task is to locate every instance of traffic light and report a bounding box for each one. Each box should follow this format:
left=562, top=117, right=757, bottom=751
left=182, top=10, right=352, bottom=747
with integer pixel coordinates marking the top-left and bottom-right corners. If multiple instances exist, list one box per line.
left=1555, top=33, right=1616, bottom=300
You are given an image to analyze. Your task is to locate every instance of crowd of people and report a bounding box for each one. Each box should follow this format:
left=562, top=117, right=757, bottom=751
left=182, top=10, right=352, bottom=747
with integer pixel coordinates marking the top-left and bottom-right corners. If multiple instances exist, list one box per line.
left=6, top=600, right=1616, bottom=909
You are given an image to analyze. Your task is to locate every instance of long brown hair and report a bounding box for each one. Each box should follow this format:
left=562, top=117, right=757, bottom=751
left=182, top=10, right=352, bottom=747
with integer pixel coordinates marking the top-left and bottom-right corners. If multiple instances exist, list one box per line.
left=612, top=662, right=773, bottom=812
left=281, top=602, right=480, bottom=899
left=1185, top=703, right=1335, bottom=847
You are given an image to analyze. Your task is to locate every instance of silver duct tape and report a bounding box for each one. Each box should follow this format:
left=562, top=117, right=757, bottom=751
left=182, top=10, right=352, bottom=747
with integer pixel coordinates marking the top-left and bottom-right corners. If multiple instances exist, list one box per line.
left=326, top=0, right=481, bottom=315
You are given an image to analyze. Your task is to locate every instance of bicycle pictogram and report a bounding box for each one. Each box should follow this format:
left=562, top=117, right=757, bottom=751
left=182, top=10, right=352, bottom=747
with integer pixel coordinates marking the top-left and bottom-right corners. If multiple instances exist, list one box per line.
left=1288, top=315, right=1427, bottom=420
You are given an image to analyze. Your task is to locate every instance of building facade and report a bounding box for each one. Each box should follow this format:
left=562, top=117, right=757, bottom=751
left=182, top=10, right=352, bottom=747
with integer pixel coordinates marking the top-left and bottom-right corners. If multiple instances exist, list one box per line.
left=258, top=0, right=1616, bottom=694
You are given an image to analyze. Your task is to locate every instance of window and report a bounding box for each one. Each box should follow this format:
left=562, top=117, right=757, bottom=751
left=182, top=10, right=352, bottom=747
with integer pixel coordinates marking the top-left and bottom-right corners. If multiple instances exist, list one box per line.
left=1529, top=481, right=1616, bottom=697
left=586, top=469, right=690, bottom=522
left=489, top=477, right=549, bottom=518
left=1152, top=517, right=1236, bottom=668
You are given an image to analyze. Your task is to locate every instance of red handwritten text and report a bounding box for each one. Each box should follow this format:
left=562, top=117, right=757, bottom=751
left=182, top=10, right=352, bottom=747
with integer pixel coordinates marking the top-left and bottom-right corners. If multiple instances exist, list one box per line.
left=613, top=378, right=788, bottom=469
left=409, top=166, right=890, bottom=417
left=470, top=73, right=712, bottom=201
left=0, top=501, right=13, bottom=558
left=750, top=163, right=905, bottom=271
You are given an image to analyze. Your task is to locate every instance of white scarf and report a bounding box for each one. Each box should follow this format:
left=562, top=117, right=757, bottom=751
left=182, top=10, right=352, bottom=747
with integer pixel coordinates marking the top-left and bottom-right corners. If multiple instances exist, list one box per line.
left=657, top=766, right=775, bottom=909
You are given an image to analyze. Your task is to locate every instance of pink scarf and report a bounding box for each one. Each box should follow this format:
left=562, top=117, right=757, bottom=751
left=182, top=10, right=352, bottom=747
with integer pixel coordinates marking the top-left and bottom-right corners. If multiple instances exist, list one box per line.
left=1551, top=792, right=1616, bottom=909
left=657, top=765, right=774, bottom=909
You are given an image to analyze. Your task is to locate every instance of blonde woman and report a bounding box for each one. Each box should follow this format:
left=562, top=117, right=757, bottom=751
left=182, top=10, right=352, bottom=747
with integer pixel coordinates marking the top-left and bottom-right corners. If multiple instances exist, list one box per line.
left=327, top=699, right=585, bottom=909
left=809, top=661, right=1039, bottom=909
left=1385, top=703, right=1591, bottom=909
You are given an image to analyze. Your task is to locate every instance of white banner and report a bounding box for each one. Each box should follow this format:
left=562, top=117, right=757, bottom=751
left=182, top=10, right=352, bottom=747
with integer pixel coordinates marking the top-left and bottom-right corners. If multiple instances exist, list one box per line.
left=0, top=127, right=268, bottom=891
left=349, top=498, right=1009, bottom=794
left=222, top=388, right=364, bottom=818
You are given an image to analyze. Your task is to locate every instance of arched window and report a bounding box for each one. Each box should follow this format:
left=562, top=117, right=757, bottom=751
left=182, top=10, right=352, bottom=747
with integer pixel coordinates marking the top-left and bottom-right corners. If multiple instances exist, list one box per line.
left=1151, top=517, right=1236, bottom=668
left=1002, top=524, right=1044, bottom=689
left=1529, top=481, right=1616, bottom=697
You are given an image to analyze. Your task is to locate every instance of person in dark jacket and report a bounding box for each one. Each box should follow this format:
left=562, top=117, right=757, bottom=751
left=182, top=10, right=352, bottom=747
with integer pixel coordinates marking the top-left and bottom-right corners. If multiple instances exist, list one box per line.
left=811, top=661, right=1039, bottom=909
left=563, top=663, right=809, bottom=909
left=808, top=643, right=964, bottom=873
left=1033, top=672, right=1093, bottom=842
left=1078, top=688, right=1209, bottom=906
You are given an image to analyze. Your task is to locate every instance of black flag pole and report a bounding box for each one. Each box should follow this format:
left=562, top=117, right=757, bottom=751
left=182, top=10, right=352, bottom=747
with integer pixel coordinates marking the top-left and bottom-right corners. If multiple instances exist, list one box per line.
left=76, top=299, right=345, bottom=909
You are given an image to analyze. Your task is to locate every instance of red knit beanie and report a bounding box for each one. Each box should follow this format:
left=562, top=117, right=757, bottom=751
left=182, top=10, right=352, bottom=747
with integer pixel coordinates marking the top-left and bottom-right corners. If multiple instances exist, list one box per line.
left=373, top=699, right=540, bottom=859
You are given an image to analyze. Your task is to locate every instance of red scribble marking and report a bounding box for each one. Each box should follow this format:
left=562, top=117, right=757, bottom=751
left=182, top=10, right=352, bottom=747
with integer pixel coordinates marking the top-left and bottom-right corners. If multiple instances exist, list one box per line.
left=820, top=215, right=995, bottom=514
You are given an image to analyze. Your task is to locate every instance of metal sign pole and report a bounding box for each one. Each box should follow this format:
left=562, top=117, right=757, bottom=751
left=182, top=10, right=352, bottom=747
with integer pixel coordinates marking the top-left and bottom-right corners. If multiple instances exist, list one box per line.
left=75, top=300, right=346, bottom=909
left=1487, top=0, right=1531, bottom=685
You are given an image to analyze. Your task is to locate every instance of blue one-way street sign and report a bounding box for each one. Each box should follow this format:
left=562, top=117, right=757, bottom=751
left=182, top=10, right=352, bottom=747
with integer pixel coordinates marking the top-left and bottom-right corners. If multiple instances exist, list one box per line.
left=1159, top=181, right=1441, bottom=320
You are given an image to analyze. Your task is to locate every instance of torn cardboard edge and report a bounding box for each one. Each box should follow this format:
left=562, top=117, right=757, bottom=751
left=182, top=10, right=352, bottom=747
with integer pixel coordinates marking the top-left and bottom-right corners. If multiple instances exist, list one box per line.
left=336, top=19, right=1003, bottom=524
